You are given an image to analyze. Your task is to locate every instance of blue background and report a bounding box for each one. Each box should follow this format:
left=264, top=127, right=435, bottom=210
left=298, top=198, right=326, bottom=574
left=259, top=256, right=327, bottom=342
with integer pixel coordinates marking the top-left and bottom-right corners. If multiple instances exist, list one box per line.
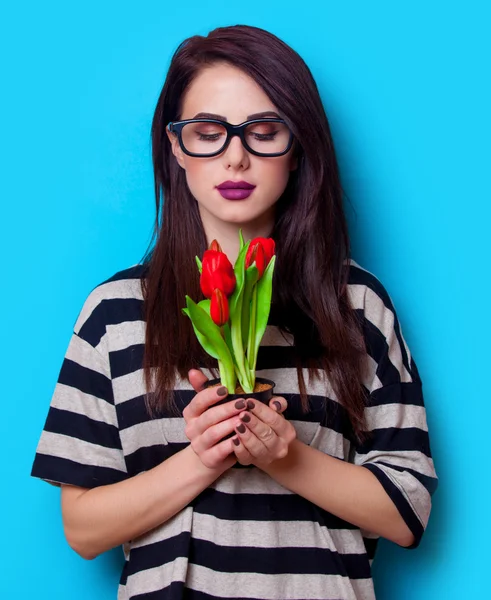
left=2, top=1, right=489, bottom=598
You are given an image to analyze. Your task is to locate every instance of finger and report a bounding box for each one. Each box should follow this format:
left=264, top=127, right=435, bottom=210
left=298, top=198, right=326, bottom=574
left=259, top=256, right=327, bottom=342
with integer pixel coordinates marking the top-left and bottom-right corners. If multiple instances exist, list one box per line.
left=268, top=396, right=288, bottom=414
left=246, top=398, right=288, bottom=436
left=200, top=436, right=238, bottom=469
left=184, top=382, right=229, bottom=421
left=234, top=413, right=270, bottom=460
left=231, top=436, right=253, bottom=465
left=193, top=410, right=248, bottom=452
left=237, top=411, right=279, bottom=451
left=195, top=398, right=250, bottom=435
left=188, top=368, right=209, bottom=392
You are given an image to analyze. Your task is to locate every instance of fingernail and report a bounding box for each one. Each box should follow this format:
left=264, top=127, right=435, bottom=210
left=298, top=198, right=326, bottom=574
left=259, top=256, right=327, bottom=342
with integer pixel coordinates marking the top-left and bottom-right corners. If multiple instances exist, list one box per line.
left=241, top=413, right=251, bottom=423
left=232, top=437, right=240, bottom=446
left=237, top=423, right=246, bottom=434
left=217, top=386, right=228, bottom=396
left=273, top=401, right=281, bottom=411
left=246, top=400, right=255, bottom=410
left=234, top=400, right=246, bottom=410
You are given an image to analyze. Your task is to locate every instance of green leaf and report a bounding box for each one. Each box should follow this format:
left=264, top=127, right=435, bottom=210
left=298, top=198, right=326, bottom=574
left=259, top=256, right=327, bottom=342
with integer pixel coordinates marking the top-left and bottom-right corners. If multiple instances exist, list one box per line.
left=227, top=240, right=253, bottom=392
left=183, top=296, right=236, bottom=394
left=189, top=300, right=214, bottom=355
left=198, top=298, right=211, bottom=315
left=218, top=358, right=237, bottom=393
left=239, top=228, right=245, bottom=251
left=250, top=256, right=276, bottom=373
left=222, top=321, right=235, bottom=361
left=182, top=296, right=237, bottom=394
left=241, top=264, right=259, bottom=351
left=183, top=296, right=235, bottom=391
left=246, top=284, right=258, bottom=373
left=182, top=305, right=219, bottom=360
left=195, top=256, right=202, bottom=274
left=229, top=239, right=251, bottom=317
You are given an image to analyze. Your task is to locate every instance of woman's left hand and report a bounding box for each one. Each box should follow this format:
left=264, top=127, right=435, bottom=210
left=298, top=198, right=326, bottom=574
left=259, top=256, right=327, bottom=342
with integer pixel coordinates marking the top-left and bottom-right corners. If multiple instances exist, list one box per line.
left=231, top=396, right=296, bottom=467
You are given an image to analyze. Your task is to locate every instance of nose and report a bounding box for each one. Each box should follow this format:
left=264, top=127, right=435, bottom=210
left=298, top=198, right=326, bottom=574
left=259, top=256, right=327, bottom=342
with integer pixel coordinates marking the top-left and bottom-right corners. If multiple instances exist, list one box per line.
left=221, top=133, right=250, bottom=169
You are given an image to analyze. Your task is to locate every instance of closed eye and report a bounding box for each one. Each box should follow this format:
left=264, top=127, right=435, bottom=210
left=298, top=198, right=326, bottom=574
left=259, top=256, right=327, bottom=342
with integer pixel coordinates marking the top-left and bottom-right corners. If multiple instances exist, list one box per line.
left=198, top=133, right=223, bottom=142
left=251, top=131, right=278, bottom=141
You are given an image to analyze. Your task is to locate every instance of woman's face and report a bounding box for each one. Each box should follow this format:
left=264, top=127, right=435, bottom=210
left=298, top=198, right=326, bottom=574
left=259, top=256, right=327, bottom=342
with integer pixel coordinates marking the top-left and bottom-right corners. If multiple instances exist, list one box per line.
left=166, top=63, right=297, bottom=236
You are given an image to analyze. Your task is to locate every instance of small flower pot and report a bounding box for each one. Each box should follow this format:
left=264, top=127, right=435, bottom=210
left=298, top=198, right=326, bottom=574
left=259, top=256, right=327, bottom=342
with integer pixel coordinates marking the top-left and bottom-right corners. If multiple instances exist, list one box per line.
left=203, top=377, right=276, bottom=407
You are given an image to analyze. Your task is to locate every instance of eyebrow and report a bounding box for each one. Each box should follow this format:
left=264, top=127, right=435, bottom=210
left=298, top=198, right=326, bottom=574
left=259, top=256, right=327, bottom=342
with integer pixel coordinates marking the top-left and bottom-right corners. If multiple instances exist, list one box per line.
left=191, top=111, right=281, bottom=121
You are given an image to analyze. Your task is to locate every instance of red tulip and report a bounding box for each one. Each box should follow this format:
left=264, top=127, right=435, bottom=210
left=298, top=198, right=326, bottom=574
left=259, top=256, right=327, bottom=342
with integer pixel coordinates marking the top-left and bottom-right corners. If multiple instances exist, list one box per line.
left=209, top=239, right=222, bottom=252
left=200, top=249, right=236, bottom=298
left=245, top=237, right=276, bottom=278
left=246, top=243, right=266, bottom=277
left=210, top=288, right=229, bottom=326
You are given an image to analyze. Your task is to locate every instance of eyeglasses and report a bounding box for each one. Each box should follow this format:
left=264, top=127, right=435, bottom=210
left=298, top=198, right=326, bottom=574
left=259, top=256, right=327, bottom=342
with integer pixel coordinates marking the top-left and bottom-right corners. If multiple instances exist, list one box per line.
left=167, top=118, right=294, bottom=158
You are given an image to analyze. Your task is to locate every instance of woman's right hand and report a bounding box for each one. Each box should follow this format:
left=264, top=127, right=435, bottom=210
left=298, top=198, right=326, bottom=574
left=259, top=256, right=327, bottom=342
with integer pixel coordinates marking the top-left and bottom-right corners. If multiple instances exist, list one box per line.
left=184, top=369, right=251, bottom=470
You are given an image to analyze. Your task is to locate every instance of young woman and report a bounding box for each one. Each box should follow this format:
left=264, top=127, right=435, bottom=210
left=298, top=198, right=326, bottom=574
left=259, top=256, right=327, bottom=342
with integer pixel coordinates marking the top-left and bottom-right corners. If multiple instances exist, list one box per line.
left=31, top=24, right=438, bottom=600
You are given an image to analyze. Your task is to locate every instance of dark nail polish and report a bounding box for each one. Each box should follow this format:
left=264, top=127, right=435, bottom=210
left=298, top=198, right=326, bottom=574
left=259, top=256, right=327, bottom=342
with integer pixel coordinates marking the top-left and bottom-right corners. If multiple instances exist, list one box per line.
left=217, top=386, right=228, bottom=396
left=237, top=423, right=246, bottom=434
left=234, top=400, right=246, bottom=410
left=273, top=400, right=281, bottom=411
left=241, top=413, right=251, bottom=423
left=232, top=437, right=240, bottom=446
left=246, top=400, right=255, bottom=410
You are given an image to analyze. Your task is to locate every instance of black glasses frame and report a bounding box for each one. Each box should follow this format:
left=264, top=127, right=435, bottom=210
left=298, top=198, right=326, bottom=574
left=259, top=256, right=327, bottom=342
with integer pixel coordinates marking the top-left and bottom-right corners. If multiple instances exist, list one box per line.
left=167, top=118, right=295, bottom=158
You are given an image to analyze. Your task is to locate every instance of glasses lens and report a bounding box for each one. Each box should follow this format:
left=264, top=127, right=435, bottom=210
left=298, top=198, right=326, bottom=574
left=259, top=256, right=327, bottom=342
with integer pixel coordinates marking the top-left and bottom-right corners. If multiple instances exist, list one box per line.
left=181, top=122, right=227, bottom=155
left=244, top=121, right=291, bottom=155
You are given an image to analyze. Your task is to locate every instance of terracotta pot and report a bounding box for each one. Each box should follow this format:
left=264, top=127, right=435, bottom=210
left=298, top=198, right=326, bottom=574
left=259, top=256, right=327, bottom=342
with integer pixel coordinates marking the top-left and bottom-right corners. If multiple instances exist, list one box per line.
left=202, top=377, right=276, bottom=407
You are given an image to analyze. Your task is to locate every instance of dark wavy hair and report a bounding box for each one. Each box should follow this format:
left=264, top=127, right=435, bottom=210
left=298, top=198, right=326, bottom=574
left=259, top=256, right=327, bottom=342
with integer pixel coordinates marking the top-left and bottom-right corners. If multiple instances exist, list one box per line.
left=141, top=24, right=369, bottom=440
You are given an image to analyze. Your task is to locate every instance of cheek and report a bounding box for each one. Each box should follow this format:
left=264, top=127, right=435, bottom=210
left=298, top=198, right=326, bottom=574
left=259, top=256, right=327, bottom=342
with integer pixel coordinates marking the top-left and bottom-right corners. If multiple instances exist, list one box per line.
left=182, top=158, right=205, bottom=180
left=182, top=159, right=214, bottom=197
left=260, top=159, right=292, bottom=192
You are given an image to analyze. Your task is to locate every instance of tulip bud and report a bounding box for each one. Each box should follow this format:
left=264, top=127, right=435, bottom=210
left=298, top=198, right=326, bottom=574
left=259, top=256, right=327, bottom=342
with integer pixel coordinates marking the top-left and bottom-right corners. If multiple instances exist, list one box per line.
left=209, top=239, right=222, bottom=252
left=210, top=288, right=229, bottom=326
left=245, top=243, right=266, bottom=277
left=200, top=250, right=236, bottom=298
left=245, top=237, right=275, bottom=278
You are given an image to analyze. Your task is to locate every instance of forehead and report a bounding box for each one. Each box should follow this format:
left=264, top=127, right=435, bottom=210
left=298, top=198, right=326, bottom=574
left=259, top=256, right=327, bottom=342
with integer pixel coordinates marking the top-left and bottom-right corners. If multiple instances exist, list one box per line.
left=180, top=63, right=279, bottom=124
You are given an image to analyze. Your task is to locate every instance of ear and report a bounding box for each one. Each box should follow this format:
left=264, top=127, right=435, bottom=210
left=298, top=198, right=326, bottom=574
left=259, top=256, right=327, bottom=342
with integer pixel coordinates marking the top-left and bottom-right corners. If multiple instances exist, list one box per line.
left=165, top=127, right=186, bottom=170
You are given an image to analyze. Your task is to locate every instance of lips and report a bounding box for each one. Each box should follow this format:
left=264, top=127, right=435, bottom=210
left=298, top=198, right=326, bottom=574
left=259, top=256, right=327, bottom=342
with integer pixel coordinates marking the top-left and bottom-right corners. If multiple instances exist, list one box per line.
left=216, top=180, right=256, bottom=190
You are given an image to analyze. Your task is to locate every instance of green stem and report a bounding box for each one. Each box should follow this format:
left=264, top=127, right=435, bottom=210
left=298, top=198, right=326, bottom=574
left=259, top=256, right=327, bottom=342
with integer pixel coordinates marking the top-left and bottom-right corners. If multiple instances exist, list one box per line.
left=241, top=278, right=252, bottom=353
left=218, top=359, right=236, bottom=393
left=219, top=327, right=236, bottom=393
left=231, top=295, right=253, bottom=392
left=246, top=285, right=258, bottom=378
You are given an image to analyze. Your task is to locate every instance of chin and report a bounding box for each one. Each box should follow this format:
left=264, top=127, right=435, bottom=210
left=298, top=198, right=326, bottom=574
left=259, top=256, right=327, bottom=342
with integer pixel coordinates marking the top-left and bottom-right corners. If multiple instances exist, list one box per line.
left=198, top=194, right=276, bottom=229
left=220, top=213, right=260, bottom=226
left=211, top=202, right=264, bottom=223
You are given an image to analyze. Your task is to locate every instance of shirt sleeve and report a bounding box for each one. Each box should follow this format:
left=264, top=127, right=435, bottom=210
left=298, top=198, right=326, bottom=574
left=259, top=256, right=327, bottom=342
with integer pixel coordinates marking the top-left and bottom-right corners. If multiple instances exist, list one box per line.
left=349, top=273, right=438, bottom=549
left=31, top=287, right=128, bottom=488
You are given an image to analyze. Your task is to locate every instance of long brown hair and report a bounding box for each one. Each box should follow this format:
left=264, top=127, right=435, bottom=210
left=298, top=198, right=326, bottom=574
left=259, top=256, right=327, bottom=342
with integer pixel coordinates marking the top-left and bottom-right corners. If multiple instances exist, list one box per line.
left=141, top=25, right=369, bottom=440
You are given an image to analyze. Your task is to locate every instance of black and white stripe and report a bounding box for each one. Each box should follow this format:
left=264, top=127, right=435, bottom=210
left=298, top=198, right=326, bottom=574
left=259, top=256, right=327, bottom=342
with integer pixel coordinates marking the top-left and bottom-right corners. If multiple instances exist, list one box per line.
left=31, top=260, right=438, bottom=599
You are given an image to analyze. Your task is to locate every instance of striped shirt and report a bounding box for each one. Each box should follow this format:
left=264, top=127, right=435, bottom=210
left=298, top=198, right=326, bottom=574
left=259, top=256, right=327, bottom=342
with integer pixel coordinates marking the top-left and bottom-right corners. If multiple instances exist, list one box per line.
left=31, top=259, right=438, bottom=600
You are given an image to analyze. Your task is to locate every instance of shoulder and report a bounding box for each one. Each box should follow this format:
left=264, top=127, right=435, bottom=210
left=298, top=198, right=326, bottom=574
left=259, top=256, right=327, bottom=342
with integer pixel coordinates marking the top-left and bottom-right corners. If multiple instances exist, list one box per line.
left=345, top=258, right=398, bottom=322
left=72, top=263, right=147, bottom=347
left=345, top=258, right=416, bottom=385
left=346, top=259, right=393, bottom=307
left=345, top=258, right=407, bottom=353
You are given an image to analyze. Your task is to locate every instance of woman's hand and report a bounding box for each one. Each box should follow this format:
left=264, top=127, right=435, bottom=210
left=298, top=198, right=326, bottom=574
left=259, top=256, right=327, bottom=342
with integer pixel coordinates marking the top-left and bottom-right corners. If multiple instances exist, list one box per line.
left=184, top=369, right=250, bottom=470
left=231, top=396, right=296, bottom=467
